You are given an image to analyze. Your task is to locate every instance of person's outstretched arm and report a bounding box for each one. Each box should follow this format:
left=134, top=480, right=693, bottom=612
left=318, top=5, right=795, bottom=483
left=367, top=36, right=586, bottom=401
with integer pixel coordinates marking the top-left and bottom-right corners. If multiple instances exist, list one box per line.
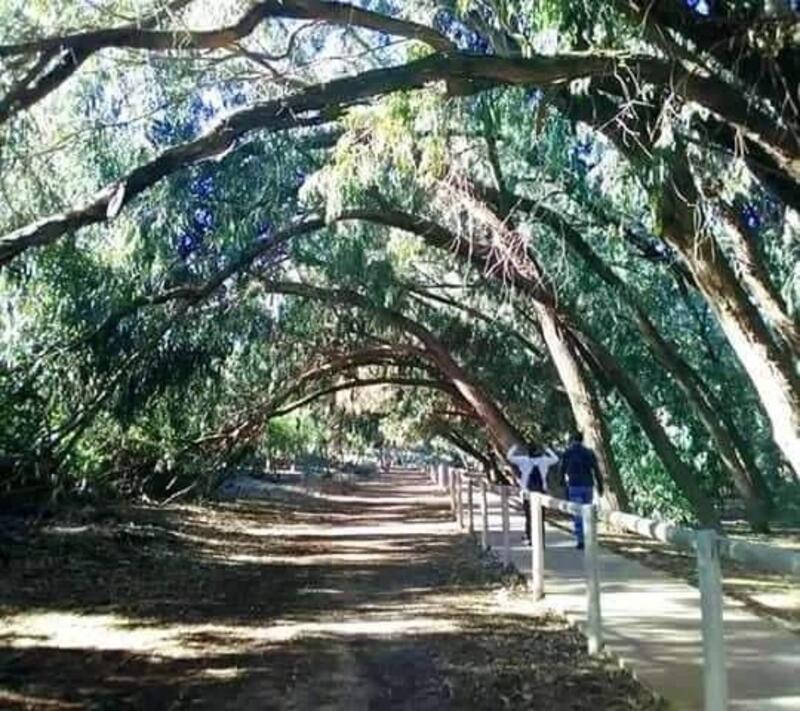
left=506, top=444, right=527, bottom=467
left=506, top=445, right=529, bottom=491
left=542, top=447, right=559, bottom=468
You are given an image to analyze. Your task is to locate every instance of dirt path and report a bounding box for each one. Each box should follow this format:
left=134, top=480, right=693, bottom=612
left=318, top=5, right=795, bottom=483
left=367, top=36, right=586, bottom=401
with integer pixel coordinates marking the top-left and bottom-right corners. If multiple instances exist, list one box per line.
left=0, top=470, right=659, bottom=710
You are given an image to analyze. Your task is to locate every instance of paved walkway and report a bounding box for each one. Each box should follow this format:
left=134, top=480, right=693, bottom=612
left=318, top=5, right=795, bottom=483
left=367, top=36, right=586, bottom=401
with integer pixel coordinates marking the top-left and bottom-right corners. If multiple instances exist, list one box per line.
left=449, top=477, right=800, bottom=711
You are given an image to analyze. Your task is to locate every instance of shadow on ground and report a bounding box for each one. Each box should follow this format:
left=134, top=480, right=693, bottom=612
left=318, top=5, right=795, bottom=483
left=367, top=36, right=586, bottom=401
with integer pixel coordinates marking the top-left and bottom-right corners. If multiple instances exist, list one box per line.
left=0, top=471, right=661, bottom=710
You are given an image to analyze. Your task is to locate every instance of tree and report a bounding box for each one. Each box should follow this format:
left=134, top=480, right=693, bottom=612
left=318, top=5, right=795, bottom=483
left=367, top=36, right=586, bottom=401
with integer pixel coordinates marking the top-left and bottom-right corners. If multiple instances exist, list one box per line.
left=2, top=0, right=798, bottom=528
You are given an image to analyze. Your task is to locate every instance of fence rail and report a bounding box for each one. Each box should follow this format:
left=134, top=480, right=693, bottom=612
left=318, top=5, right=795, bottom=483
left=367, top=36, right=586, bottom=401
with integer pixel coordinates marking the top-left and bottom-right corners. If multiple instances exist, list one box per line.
left=425, top=462, right=799, bottom=711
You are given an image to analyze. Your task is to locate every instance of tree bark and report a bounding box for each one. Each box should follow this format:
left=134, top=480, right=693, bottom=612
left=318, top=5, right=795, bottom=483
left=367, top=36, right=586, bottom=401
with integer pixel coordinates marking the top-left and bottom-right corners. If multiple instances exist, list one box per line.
left=719, top=201, right=800, bottom=356
left=0, top=0, right=454, bottom=58
left=535, top=303, right=628, bottom=511
left=457, top=181, right=630, bottom=512
left=0, top=0, right=196, bottom=125
left=570, top=88, right=800, bottom=483
left=614, top=0, right=800, bottom=128
left=487, top=187, right=771, bottom=529
left=573, top=328, right=721, bottom=527
left=4, top=47, right=798, bottom=265
left=661, top=160, right=800, bottom=482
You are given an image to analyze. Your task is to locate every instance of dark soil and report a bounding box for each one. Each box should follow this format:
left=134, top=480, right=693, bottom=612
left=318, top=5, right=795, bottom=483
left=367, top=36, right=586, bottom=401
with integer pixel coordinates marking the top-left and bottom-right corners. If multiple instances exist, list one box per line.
left=0, top=471, right=661, bottom=710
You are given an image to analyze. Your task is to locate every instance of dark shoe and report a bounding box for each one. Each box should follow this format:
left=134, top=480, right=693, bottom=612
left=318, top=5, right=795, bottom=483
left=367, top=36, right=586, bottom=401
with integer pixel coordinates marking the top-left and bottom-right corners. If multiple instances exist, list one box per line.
left=576, top=542, right=585, bottom=550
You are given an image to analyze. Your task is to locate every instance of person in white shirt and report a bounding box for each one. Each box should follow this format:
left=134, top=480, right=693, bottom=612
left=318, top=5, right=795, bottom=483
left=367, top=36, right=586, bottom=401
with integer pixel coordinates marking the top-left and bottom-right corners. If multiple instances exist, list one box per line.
left=507, top=444, right=559, bottom=545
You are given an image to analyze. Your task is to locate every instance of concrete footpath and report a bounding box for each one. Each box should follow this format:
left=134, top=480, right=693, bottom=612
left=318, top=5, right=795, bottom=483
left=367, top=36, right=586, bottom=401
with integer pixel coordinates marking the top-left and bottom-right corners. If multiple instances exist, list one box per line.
left=458, top=480, right=800, bottom=710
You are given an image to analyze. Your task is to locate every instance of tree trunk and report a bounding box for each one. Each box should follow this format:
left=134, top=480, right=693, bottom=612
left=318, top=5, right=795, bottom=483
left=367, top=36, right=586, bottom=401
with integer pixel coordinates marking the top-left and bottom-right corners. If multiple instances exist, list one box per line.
left=634, top=310, right=771, bottom=529
left=535, top=304, right=629, bottom=511
left=518, top=196, right=772, bottom=529
left=661, top=164, right=800, bottom=482
left=573, top=328, right=721, bottom=527
left=442, top=182, right=632, bottom=511
left=719, top=202, right=800, bottom=356
left=570, top=87, right=800, bottom=483
left=394, top=315, right=528, bottom=455
left=338, top=206, right=737, bottom=519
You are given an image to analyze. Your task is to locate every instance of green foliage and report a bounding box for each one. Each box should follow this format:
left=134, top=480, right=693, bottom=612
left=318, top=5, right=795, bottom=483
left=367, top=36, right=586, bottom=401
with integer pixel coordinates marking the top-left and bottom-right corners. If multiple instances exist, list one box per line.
left=0, top=0, right=797, bottom=530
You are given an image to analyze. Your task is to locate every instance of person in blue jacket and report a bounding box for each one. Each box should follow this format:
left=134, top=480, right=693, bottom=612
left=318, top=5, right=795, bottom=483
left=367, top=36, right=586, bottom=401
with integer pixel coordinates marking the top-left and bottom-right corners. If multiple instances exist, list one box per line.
left=560, top=431, right=604, bottom=549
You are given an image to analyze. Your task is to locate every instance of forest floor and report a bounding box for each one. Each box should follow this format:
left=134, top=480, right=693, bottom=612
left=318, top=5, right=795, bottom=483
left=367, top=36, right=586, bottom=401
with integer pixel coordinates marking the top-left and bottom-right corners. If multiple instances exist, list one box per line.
left=0, top=470, right=661, bottom=710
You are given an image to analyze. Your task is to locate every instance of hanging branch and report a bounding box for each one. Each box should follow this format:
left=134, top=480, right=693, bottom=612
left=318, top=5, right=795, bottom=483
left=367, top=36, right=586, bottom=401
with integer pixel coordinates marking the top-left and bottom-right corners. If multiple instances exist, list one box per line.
left=0, top=0, right=454, bottom=125
left=3, top=47, right=798, bottom=266
left=0, top=0, right=197, bottom=125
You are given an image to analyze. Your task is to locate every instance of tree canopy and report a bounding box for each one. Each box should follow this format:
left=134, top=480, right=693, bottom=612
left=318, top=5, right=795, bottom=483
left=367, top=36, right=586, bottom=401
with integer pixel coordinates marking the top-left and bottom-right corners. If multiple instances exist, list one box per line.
left=2, top=0, right=800, bottom=530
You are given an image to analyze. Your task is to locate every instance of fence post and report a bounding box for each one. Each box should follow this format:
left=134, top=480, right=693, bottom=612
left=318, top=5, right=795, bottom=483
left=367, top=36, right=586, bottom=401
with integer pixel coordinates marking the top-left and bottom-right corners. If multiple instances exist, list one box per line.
left=531, top=494, right=544, bottom=601
left=481, top=481, right=489, bottom=550
left=697, top=530, right=728, bottom=711
left=468, top=479, right=475, bottom=535
left=582, top=504, right=602, bottom=654
left=456, top=471, right=464, bottom=528
left=501, top=486, right=511, bottom=566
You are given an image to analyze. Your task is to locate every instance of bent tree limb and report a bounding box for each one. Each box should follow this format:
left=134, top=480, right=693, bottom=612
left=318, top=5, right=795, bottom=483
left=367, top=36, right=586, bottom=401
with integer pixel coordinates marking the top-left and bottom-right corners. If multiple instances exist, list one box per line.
left=84, top=217, right=326, bottom=342
left=484, top=201, right=720, bottom=524
left=0, top=0, right=454, bottom=126
left=571, top=87, right=800, bottom=483
left=55, top=200, right=719, bottom=522
left=488, top=185, right=771, bottom=529
left=662, top=154, right=800, bottom=482
left=257, top=278, right=528, bottom=455
left=718, top=201, right=800, bottom=356
left=330, top=205, right=627, bottom=512
left=533, top=301, right=628, bottom=512
left=445, top=181, right=631, bottom=513
left=0, top=0, right=197, bottom=125
left=3, top=47, right=798, bottom=266
left=266, top=376, right=455, bottom=420
left=340, top=203, right=727, bottom=522
left=193, top=357, right=458, bottom=454
left=613, top=0, right=800, bottom=125
left=408, top=286, right=547, bottom=360
left=0, top=0, right=454, bottom=58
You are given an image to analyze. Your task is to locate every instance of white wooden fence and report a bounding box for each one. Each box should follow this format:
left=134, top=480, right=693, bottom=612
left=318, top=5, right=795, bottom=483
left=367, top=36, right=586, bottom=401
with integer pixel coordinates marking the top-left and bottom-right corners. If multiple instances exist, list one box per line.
left=425, top=462, right=800, bottom=711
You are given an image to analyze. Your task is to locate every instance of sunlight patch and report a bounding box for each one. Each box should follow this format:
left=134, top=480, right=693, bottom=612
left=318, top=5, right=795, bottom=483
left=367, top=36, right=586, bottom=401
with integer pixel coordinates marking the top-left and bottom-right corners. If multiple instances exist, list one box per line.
left=224, top=551, right=398, bottom=565
left=0, top=611, right=461, bottom=658
left=242, top=522, right=456, bottom=538
left=198, top=667, right=247, bottom=680
left=0, top=612, right=188, bottom=657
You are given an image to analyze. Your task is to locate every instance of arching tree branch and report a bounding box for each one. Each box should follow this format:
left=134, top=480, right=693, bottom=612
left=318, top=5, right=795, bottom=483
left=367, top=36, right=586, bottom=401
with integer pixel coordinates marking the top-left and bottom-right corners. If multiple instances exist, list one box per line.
left=3, top=49, right=797, bottom=266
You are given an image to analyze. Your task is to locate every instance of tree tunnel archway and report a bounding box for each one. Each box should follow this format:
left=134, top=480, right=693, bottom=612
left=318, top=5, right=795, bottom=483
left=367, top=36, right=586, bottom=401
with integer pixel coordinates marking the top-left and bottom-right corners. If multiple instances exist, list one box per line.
left=2, top=0, right=799, bottom=530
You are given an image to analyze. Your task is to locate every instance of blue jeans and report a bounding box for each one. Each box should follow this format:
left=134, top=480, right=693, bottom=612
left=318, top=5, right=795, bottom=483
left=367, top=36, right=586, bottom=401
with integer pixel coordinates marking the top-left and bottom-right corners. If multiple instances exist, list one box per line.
left=568, top=486, right=593, bottom=546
